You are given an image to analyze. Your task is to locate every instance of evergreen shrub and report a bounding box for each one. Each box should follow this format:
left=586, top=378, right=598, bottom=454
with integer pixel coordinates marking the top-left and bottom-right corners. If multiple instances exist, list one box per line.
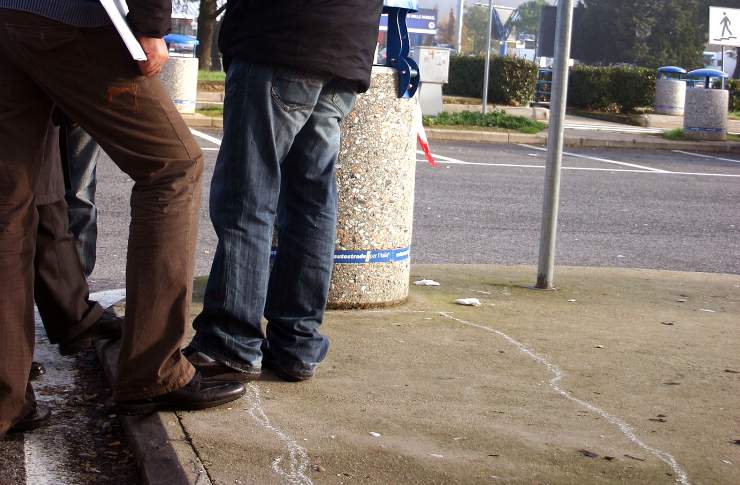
left=444, top=55, right=539, bottom=107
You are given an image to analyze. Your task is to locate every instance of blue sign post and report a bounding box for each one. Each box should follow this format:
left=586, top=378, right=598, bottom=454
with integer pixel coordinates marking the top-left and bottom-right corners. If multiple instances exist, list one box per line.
left=383, top=0, right=421, bottom=98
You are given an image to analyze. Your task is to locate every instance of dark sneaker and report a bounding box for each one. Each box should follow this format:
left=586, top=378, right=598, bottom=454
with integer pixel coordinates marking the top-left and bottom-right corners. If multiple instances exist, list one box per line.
left=29, top=361, right=46, bottom=381
left=262, top=349, right=316, bottom=382
left=185, top=350, right=261, bottom=383
left=115, top=373, right=246, bottom=415
left=59, top=308, right=123, bottom=356
left=8, top=405, right=51, bottom=433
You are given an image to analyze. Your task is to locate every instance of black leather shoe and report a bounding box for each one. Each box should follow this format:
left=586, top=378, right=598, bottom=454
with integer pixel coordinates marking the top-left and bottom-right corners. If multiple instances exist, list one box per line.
left=8, top=405, right=51, bottom=433
left=115, top=373, right=246, bottom=415
left=185, top=350, right=261, bottom=383
left=29, top=362, right=46, bottom=381
left=59, top=308, right=123, bottom=356
left=262, top=349, right=316, bottom=382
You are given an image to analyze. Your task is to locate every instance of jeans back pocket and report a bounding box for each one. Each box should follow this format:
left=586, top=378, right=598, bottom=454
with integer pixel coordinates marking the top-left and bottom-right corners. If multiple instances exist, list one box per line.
left=271, top=67, right=326, bottom=112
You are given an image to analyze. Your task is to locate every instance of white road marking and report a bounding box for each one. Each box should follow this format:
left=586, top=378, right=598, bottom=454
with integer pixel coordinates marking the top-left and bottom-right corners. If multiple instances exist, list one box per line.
left=190, top=129, right=223, bottom=147
left=197, top=134, right=739, bottom=178
left=440, top=312, right=691, bottom=485
left=519, top=144, right=670, bottom=173
left=202, top=147, right=220, bottom=152
left=672, top=150, right=740, bottom=164
left=415, top=159, right=740, bottom=178
left=244, top=383, right=312, bottom=485
left=89, top=289, right=127, bottom=309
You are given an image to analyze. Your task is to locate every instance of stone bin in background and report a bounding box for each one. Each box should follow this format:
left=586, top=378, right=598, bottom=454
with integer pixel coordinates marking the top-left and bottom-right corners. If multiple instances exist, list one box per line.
left=327, top=66, right=418, bottom=309
left=684, top=90, right=729, bottom=142
left=654, top=66, right=686, bottom=116
left=160, top=57, right=199, bottom=114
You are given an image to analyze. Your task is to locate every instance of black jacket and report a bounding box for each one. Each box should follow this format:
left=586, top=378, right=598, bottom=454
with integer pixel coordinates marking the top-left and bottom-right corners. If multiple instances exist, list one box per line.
left=127, top=0, right=172, bottom=38
left=219, top=0, right=383, bottom=92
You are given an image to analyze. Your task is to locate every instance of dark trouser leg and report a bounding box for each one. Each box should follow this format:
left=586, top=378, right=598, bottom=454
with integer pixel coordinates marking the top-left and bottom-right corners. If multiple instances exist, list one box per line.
left=189, top=62, right=326, bottom=371
left=0, top=11, right=202, bottom=402
left=60, top=118, right=99, bottom=278
left=0, top=18, right=51, bottom=436
left=264, top=80, right=357, bottom=368
left=34, top=198, right=103, bottom=344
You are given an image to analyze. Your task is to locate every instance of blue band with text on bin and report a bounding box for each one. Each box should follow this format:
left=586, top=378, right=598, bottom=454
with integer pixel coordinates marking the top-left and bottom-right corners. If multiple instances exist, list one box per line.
left=685, top=126, right=725, bottom=133
left=271, top=247, right=411, bottom=264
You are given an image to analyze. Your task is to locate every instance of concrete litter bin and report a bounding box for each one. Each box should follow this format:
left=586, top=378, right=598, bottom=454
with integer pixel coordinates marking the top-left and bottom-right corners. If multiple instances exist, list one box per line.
left=655, top=66, right=686, bottom=116
left=684, top=69, right=730, bottom=141
left=160, top=34, right=200, bottom=114
left=321, top=0, right=421, bottom=309
left=328, top=67, right=419, bottom=309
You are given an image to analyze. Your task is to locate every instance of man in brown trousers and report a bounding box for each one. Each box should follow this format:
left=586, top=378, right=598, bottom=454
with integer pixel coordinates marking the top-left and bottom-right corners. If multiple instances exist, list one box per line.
left=0, top=1, right=244, bottom=438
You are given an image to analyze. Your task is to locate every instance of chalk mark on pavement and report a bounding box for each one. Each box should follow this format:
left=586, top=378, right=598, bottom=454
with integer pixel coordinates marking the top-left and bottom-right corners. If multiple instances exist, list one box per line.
left=440, top=312, right=691, bottom=485
left=244, top=383, right=312, bottom=485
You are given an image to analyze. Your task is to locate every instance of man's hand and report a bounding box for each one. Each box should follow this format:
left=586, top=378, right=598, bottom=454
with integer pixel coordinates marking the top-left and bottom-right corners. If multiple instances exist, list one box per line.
left=137, top=37, right=169, bottom=77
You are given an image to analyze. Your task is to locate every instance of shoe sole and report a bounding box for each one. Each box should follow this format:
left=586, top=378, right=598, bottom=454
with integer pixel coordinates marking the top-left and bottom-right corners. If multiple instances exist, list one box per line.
left=8, top=407, right=52, bottom=433
left=201, top=371, right=261, bottom=383
left=115, top=388, right=246, bottom=416
left=263, top=363, right=313, bottom=382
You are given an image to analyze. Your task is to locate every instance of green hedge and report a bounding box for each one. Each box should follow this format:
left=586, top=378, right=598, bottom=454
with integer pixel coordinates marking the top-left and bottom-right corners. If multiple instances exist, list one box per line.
left=568, top=66, right=656, bottom=113
left=444, top=55, right=538, bottom=107
left=729, top=79, right=740, bottom=112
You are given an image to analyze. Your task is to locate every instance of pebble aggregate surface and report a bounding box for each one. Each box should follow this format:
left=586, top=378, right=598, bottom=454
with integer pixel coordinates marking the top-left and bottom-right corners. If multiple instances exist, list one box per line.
left=329, top=67, right=418, bottom=309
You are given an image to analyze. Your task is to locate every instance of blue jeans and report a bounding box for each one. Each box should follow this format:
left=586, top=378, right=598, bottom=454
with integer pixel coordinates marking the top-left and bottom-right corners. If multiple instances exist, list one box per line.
left=60, top=117, right=100, bottom=277
left=189, top=61, right=357, bottom=372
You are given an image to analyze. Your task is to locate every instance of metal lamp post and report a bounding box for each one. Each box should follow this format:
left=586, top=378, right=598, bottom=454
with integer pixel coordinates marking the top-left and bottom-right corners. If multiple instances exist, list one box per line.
left=535, top=0, right=575, bottom=290
left=456, top=0, right=465, bottom=53
left=479, top=0, right=494, bottom=114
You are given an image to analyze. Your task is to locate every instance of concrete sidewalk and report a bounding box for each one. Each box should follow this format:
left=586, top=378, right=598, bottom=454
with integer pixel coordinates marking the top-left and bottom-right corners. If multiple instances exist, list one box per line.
left=98, top=265, right=740, bottom=485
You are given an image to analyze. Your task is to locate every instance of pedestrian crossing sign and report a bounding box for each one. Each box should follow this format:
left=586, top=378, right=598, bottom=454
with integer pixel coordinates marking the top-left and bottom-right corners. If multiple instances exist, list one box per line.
left=710, top=6, right=740, bottom=47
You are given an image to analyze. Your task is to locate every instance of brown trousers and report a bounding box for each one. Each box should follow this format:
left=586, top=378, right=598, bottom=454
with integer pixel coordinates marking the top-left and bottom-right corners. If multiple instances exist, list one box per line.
left=0, top=10, right=203, bottom=436
left=35, top=122, right=104, bottom=344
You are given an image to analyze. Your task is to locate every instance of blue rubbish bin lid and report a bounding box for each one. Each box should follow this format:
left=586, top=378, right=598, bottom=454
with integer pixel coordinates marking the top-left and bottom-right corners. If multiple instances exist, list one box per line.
left=658, top=66, right=686, bottom=74
left=383, top=0, right=418, bottom=12
left=687, top=68, right=728, bottom=79
left=164, top=34, right=199, bottom=46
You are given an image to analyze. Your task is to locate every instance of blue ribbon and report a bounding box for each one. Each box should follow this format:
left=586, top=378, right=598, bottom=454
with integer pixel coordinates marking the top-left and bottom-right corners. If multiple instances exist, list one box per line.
left=271, top=247, right=411, bottom=264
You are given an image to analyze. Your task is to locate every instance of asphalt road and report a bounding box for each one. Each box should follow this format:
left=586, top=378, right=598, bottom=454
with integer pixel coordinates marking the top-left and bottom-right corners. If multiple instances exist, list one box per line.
left=87, top=133, right=740, bottom=293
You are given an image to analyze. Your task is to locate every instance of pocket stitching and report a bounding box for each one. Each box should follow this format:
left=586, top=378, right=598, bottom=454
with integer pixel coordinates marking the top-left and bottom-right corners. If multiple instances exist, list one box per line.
left=270, top=85, right=314, bottom=112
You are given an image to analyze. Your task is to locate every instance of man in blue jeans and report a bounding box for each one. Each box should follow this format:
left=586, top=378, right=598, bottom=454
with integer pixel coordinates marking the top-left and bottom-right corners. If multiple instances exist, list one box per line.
left=58, top=112, right=100, bottom=278
left=186, top=1, right=384, bottom=382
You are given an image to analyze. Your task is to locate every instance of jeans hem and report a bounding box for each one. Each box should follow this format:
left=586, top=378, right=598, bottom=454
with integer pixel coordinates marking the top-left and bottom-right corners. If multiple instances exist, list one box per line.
left=188, top=340, right=262, bottom=373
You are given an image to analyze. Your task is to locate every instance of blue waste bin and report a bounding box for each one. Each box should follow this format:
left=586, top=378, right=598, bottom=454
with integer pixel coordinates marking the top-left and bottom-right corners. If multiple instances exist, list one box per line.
left=655, top=66, right=687, bottom=116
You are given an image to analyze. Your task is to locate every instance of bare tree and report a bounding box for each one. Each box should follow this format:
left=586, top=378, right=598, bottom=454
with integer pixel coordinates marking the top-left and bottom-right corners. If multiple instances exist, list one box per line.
left=173, top=0, right=226, bottom=71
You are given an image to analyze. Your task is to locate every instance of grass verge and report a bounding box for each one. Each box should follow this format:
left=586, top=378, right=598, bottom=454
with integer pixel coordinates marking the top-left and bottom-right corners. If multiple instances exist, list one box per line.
left=423, top=111, right=546, bottom=134
left=663, top=128, right=740, bottom=142
left=664, top=128, right=684, bottom=140
left=198, top=70, right=226, bottom=82
left=197, top=107, right=224, bottom=118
